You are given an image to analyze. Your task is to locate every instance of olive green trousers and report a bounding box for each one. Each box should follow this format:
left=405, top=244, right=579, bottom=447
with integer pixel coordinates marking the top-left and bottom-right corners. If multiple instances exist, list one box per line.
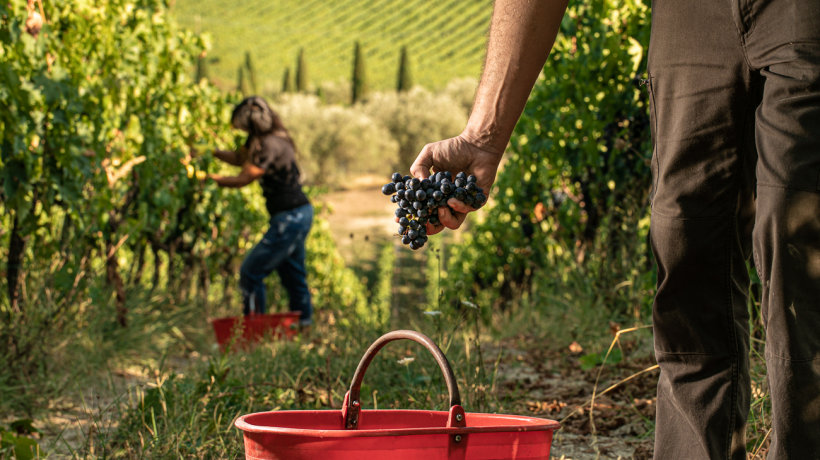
left=647, top=0, right=820, bottom=458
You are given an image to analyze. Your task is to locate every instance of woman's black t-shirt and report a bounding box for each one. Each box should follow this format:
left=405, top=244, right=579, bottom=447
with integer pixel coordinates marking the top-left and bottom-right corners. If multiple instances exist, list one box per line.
left=246, top=133, right=309, bottom=216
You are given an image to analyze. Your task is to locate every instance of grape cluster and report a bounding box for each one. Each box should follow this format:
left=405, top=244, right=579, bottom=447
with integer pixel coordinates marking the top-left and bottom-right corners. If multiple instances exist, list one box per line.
left=381, top=171, right=486, bottom=250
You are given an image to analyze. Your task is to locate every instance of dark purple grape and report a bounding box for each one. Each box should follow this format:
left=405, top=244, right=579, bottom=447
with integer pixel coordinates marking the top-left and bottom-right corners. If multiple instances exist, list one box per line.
left=416, top=190, right=427, bottom=201
left=417, top=209, right=428, bottom=218
left=399, top=217, right=410, bottom=227
left=456, top=171, right=466, bottom=180
left=396, top=182, right=405, bottom=191
left=441, top=183, right=453, bottom=194
left=432, top=191, right=443, bottom=201
left=395, top=208, right=406, bottom=217
left=454, top=178, right=466, bottom=188
left=407, top=229, right=419, bottom=240
left=399, top=199, right=410, bottom=208
left=411, top=178, right=421, bottom=190
left=474, top=193, right=486, bottom=206
left=390, top=195, right=398, bottom=203
left=413, top=201, right=424, bottom=210
left=465, top=183, right=477, bottom=193
left=398, top=225, right=407, bottom=234
left=405, top=189, right=416, bottom=201
left=420, top=178, right=432, bottom=189
left=392, top=172, right=403, bottom=183
left=403, top=175, right=412, bottom=182
left=381, top=183, right=396, bottom=195
left=402, top=235, right=411, bottom=244
left=467, top=174, right=477, bottom=183
left=409, top=220, right=420, bottom=230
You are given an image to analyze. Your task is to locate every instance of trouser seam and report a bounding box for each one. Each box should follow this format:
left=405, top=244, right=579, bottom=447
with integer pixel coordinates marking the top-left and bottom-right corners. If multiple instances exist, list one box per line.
left=725, top=212, right=739, bottom=460
left=758, top=181, right=820, bottom=194
left=766, top=350, right=820, bottom=364
left=650, top=209, right=730, bottom=220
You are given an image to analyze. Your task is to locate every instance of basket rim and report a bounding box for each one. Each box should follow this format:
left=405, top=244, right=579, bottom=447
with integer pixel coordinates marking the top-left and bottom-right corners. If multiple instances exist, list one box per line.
left=210, top=312, right=301, bottom=322
left=235, top=409, right=560, bottom=437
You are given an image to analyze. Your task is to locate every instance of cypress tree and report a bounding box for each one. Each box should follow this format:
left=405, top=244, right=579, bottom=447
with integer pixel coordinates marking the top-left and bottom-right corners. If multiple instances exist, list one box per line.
left=351, top=41, right=367, bottom=104
left=195, top=55, right=209, bottom=82
left=282, top=67, right=292, bottom=93
left=244, top=51, right=257, bottom=94
left=295, top=48, right=307, bottom=92
left=396, top=46, right=412, bottom=92
left=237, top=65, right=247, bottom=95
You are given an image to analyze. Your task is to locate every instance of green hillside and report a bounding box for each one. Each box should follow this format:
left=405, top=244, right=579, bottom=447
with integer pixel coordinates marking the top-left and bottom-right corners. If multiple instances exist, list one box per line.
left=171, top=0, right=493, bottom=93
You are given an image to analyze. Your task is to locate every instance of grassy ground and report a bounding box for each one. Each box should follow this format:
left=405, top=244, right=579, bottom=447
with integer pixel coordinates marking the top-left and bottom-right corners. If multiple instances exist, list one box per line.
left=3, top=178, right=778, bottom=459
left=170, top=0, right=492, bottom=91
left=2, top=179, right=665, bottom=459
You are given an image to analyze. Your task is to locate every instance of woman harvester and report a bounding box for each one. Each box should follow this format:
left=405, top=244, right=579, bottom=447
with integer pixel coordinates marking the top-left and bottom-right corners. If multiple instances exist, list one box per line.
left=206, top=96, right=313, bottom=328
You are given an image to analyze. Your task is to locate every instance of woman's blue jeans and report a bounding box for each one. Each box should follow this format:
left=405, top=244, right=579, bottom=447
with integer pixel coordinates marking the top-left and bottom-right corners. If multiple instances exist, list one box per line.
left=239, top=204, right=313, bottom=324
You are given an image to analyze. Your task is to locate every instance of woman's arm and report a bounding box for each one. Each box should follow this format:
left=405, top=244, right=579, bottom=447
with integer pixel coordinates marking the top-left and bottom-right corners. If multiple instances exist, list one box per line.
left=208, top=160, right=265, bottom=188
left=213, top=148, right=247, bottom=166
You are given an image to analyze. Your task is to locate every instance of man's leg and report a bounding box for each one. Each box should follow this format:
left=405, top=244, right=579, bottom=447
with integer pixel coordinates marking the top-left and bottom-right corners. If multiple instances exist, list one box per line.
left=744, top=1, right=820, bottom=456
left=647, top=1, right=759, bottom=457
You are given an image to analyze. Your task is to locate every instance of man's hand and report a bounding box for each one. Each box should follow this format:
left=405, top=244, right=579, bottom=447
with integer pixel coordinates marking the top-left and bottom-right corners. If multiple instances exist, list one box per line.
left=410, top=134, right=503, bottom=235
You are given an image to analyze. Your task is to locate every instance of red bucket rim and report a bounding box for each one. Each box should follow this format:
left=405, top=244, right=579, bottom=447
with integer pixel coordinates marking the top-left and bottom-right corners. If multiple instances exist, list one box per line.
left=211, top=312, right=301, bottom=323
left=235, top=409, right=560, bottom=438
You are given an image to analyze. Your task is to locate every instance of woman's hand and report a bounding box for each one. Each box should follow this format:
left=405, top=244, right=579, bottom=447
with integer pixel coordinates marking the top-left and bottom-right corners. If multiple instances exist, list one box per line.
left=410, top=134, right=503, bottom=235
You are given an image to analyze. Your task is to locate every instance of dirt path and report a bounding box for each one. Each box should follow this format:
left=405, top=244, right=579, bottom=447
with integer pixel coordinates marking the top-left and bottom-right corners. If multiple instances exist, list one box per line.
left=319, top=180, right=658, bottom=459
left=489, top=342, right=656, bottom=459
left=25, top=177, right=657, bottom=459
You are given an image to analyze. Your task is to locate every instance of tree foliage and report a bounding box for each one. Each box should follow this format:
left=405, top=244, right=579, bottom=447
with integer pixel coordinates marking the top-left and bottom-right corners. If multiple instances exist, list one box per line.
left=444, top=0, right=654, bottom=316
left=351, top=41, right=367, bottom=104
left=0, top=0, right=367, bottom=383
left=295, top=48, right=307, bottom=93
left=396, top=46, right=412, bottom=92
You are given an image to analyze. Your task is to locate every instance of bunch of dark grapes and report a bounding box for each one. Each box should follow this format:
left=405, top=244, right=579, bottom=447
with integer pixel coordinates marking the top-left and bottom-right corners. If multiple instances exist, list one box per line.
left=381, top=171, right=487, bottom=250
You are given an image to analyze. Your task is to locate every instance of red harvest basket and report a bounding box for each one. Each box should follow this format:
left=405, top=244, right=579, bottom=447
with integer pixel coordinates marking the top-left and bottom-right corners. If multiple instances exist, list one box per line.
left=212, top=312, right=300, bottom=350
left=235, top=330, right=560, bottom=459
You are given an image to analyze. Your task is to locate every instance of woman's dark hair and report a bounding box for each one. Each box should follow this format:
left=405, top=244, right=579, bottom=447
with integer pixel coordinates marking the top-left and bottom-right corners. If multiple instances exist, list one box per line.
left=231, top=96, right=295, bottom=147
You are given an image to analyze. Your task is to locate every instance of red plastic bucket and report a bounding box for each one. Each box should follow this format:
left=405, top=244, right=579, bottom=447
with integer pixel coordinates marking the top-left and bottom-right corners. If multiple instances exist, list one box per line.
left=212, top=312, right=300, bottom=350
left=235, top=330, right=560, bottom=459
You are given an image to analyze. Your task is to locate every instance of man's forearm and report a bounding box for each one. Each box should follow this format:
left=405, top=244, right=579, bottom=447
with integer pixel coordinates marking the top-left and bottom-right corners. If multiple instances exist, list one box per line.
left=463, top=0, right=569, bottom=153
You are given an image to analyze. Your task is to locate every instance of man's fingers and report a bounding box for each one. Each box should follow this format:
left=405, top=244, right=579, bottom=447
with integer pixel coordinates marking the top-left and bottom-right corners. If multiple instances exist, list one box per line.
left=438, top=205, right=466, bottom=230
left=447, top=198, right=476, bottom=214
left=410, top=144, right=434, bottom=179
left=425, top=223, right=445, bottom=235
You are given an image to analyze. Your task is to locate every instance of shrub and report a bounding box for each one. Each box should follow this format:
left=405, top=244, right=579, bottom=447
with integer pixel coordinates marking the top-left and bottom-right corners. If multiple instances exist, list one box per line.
left=274, top=94, right=398, bottom=185
left=316, top=79, right=353, bottom=106
left=442, top=77, right=478, bottom=116
left=361, top=87, right=467, bottom=171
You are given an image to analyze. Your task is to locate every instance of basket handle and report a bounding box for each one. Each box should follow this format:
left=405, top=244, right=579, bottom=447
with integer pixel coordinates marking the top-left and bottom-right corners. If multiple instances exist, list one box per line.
left=342, top=330, right=465, bottom=430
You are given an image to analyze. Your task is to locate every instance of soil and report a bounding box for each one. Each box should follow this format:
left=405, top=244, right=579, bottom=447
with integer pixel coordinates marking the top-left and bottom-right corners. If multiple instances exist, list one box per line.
left=320, top=177, right=660, bottom=459
left=32, top=176, right=659, bottom=459
left=488, top=339, right=657, bottom=459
